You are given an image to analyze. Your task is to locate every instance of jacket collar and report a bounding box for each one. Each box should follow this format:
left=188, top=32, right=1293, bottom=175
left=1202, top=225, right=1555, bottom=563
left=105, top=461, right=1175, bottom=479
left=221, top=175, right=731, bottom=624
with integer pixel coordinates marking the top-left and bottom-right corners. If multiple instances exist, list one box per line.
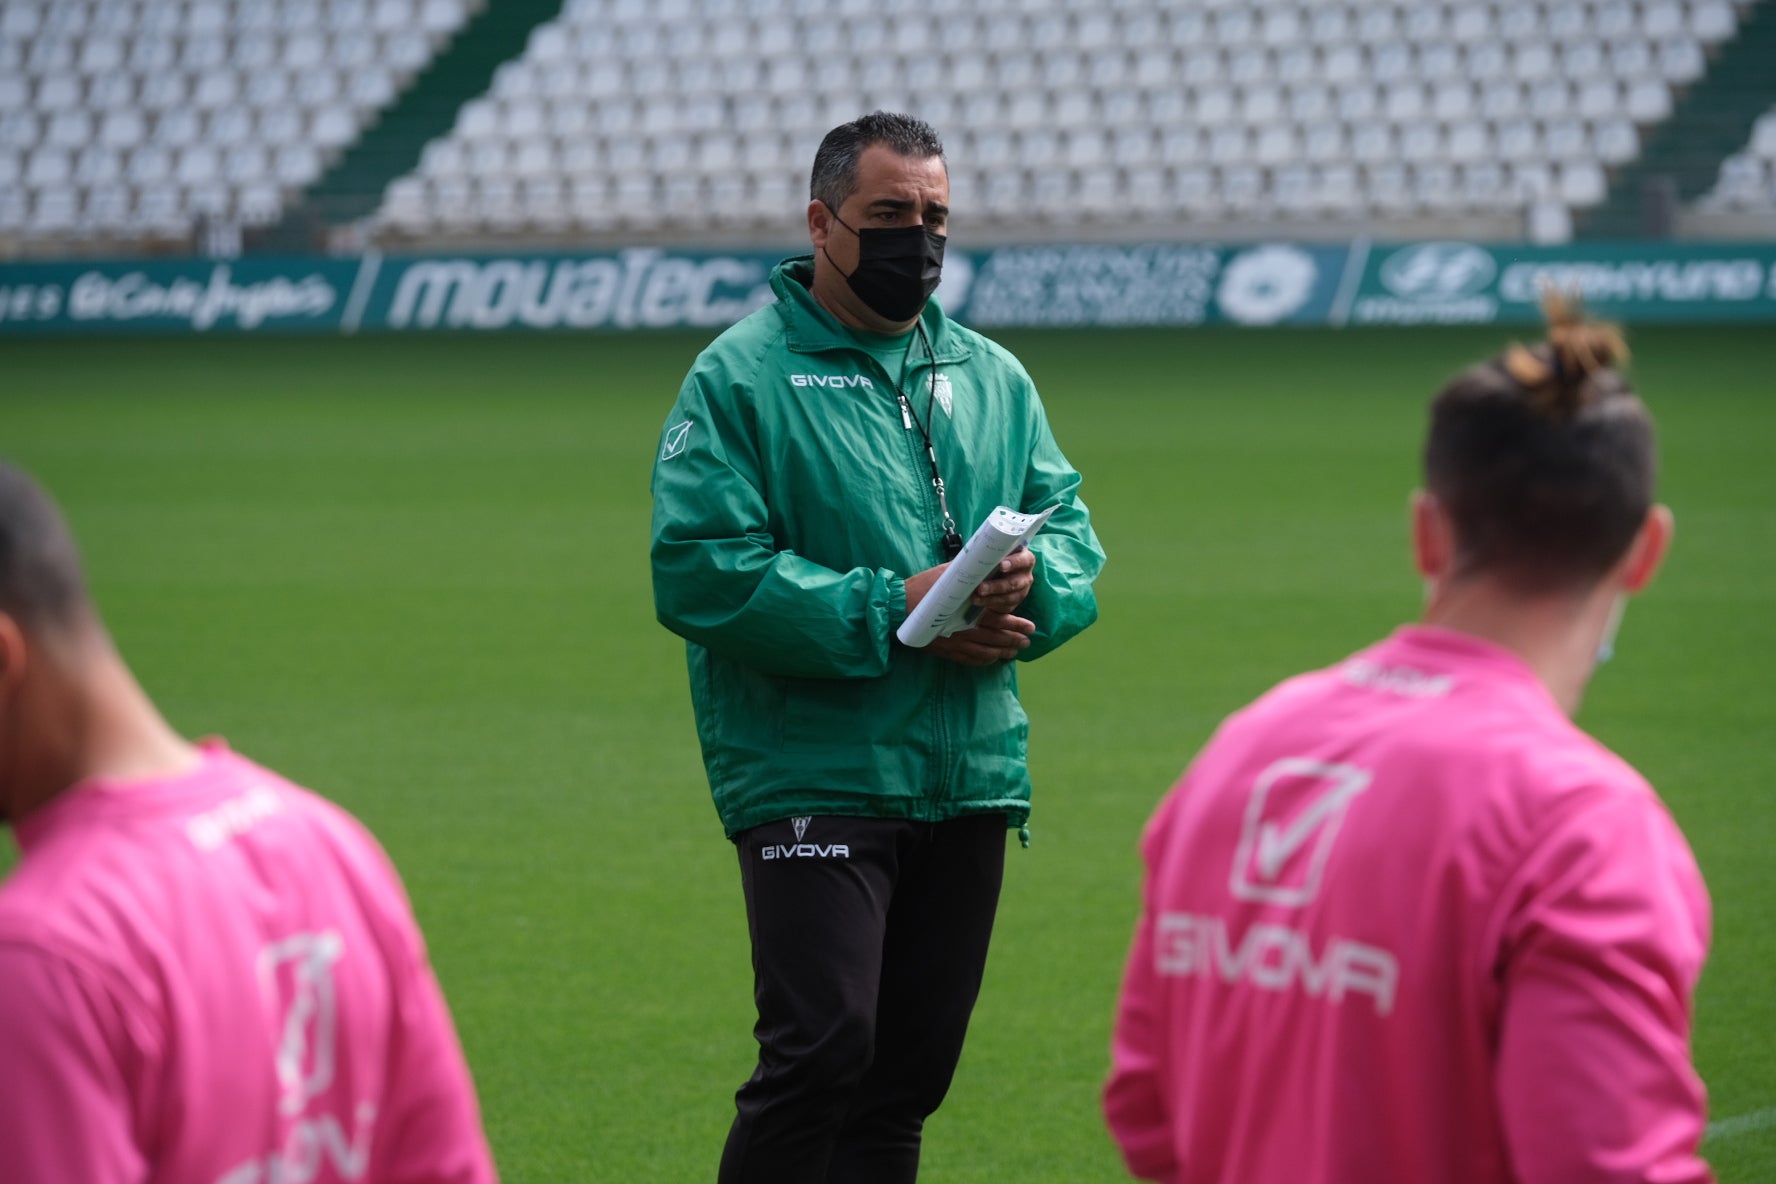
left=770, top=255, right=972, bottom=365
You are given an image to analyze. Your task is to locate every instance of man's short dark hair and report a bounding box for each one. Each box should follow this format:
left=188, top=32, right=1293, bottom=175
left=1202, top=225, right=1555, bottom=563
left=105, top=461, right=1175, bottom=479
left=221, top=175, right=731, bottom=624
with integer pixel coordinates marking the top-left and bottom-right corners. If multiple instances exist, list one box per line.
left=0, top=462, right=94, bottom=635
left=810, top=111, right=946, bottom=212
left=1423, top=299, right=1655, bottom=592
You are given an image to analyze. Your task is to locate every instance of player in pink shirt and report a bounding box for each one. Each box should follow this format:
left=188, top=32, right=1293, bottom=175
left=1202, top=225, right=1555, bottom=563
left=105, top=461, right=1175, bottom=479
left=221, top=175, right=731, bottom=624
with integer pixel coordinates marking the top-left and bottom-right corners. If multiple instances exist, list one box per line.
left=1105, top=298, right=1712, bottom=1184
left=0, top=464, right=498, bottom=1184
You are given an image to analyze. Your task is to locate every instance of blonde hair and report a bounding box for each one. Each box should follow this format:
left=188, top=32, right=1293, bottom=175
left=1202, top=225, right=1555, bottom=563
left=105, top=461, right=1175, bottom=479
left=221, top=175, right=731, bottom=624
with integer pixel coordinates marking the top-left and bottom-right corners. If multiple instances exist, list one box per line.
left=1500, top=290, right=1630, bottom=420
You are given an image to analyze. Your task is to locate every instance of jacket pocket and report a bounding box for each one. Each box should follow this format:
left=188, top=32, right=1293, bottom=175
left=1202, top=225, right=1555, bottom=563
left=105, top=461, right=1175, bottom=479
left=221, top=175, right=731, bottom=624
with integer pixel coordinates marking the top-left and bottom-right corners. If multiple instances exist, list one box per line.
left=698, top=653, right=786, bottom=759
left=778, top=664, right=931, bottom=770
left=780, top=675, right=878, bottom=750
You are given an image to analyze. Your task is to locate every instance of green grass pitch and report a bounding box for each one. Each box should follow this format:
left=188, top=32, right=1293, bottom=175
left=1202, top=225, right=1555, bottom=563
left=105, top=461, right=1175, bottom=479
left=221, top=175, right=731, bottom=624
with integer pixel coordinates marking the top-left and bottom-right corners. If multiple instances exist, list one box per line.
left=2, top=324, right=1771, bottom=1181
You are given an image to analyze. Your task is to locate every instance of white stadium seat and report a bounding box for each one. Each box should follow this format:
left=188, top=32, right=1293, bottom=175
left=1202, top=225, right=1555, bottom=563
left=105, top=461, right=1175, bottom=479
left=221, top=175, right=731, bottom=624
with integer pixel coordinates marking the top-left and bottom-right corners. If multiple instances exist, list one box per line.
left=1754, top=115, right=1776, bottom=158
left=1447, top=122, right=1494, bottom=165
left=1659, top=37, right=1706, bottom=84
left=1546, top=120, right=1590, bottom=161
left=1596, top=119, right=1641, bottom=165
left=257, top=107, right=308, bottom=148
left=0, top=74, right=29, bottom=112
left=34, top=72, right=83, bottom=113
left=0, top=148, right=22, bottom=188
left=225, top=145, right=272, bottom=187
left=1700, top=105, right=1776, bottom=211
left=175, top=144, right=222, bottom=187
left=153, top=108, right=203, bottom=150
left=1597, top=1, right=1639, bottom=40
left=1692, top=0, right=1737, bottom=42
left=127, top=144, right=174, bottom=186
left=86, top=185, right=134, bottom=229
left=1560, top=162, right=1609, bottom=208
left=1626, top=79, right=1674, bottom=122
left=25, top=147, right=73, bottom=187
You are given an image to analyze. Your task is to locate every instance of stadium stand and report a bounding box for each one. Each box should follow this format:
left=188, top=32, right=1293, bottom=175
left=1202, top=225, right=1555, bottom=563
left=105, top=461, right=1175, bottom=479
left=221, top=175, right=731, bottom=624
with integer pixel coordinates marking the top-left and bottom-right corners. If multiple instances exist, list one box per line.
left=1, top=0, right=1772, bottom=256
left=0, top=0, right=480, bottom=254
left=1580, top=0, right=1776, bottom=235
left=367, top=0, right=1759, bottom=248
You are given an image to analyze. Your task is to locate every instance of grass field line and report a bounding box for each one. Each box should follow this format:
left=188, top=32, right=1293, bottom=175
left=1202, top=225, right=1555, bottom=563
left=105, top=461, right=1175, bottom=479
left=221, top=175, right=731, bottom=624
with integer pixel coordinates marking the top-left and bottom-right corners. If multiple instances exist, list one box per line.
left=1705, top=1105, right=1776, bottom=1144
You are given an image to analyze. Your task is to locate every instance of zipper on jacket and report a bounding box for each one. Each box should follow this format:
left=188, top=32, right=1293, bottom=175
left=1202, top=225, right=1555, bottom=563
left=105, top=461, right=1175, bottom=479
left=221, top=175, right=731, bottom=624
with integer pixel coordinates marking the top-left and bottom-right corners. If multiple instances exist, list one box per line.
left=874, top=357, right=959, bottom=807
left=871, top=356, right=946, bottom=557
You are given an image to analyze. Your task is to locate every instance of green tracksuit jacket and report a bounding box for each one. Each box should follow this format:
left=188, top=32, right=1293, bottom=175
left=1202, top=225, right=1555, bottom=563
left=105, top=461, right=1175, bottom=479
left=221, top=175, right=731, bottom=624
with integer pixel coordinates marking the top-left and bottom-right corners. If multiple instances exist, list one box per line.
left=650, top=256, right=1105, bottom=837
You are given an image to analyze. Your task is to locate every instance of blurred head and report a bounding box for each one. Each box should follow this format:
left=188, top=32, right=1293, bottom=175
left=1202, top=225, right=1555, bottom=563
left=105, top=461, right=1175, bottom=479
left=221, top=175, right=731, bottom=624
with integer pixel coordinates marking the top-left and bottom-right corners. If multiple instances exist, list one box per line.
left=1417, top=293, right=1664, bottom=598
left=0, top=462, right=104, bottom=821
left=807, top=111, right=950, bottom=331
left=0, top=462, right=97, bottom=652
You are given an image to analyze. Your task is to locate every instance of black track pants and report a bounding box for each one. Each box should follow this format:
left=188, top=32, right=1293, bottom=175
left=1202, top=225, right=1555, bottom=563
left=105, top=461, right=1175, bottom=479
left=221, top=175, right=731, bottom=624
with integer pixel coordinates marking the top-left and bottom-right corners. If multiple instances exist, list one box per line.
left=717, top=813, right=1008, bottom=1184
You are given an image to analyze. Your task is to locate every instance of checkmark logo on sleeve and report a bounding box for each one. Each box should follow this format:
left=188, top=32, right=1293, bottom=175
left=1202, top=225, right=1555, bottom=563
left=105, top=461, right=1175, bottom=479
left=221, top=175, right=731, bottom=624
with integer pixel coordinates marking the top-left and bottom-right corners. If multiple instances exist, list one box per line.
left=1231, top=759, right=1373, bottom=907
left=661, top=420, right=693, bottom=460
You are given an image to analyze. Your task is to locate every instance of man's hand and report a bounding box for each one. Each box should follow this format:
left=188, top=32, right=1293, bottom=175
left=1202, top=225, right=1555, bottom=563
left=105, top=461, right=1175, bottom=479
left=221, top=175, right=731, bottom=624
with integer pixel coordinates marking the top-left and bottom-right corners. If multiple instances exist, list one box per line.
left=904, top=548, right=1037, bottom=619
left=902, top=555, right=1037, bottom=665
left=972, top=547, right=1035, bottom=614
left=927, top=611, right=1035, bottom=666
left=904, top=562, right=948, bottom=617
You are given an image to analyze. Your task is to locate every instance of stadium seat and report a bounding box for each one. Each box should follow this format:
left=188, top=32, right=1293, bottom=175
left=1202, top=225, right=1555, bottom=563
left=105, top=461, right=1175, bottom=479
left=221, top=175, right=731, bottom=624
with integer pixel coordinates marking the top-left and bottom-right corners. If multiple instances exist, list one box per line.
left=1594, top=118, right=1639, bottom=165
left=1302, top=122, right=1348, bottom=164
left=1368, top=162, right=1415, bottom=214
left=128, top=144, right=174, bottom=187
left=72, top=144, right=123, bottom=189
left=1461, top=162, right=1509, bottom=209
left=1318, top=163, right=1361, bottom=213
left=1754, top=114, right=1776, bottom=158
left=0, top=189, right=26, bottom=234
left=25, top=147, right=71, bottom=188
left=1698, top=105, right=1776, bottom=211
left=1433, top=82, right=1477, bottom=122
left=1612, top=39, right=1657, bottom=80
left=86, top=185, right=133, bottom=230
left=1659, top=37, right=1706, bottom=83
left=1527, top=200, right=1574, bottom=243
left=1626, top=78, right=1674, bottom=122
left=1691, top=0, right=1737, bottom=41
left=1447, top=122, right=1494, bottom=165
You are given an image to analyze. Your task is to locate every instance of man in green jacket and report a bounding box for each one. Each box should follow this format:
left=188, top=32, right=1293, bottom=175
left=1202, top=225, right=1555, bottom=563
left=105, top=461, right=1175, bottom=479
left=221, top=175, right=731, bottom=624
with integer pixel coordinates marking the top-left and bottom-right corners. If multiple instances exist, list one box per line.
left=650, top=111, right=1105, bottom=1184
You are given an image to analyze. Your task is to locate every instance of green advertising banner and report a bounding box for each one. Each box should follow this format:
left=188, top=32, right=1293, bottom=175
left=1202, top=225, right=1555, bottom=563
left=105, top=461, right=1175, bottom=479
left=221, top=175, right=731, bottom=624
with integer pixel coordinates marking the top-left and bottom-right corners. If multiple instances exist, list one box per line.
left=350, top=242, right=1353, bottom=331
left=4, top=242, right=1775, bottom=335
left=1340, top=241, right=1776, bottom=326
left=360, top=249, right=781, bottom=331
left=943, top=242, right=1352, bottom=327
left=0, top=258, right=359, bottom=334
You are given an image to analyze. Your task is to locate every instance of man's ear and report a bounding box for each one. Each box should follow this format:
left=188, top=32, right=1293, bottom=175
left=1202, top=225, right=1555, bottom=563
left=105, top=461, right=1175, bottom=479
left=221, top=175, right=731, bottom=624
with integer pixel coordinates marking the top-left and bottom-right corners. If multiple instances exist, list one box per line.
left=0, top=614, right=27, bottom=699
left=808, top=199, right=833, bottom=250
left=1620, top=504, right=1674, bottom=594
left=1410, top=490, right=1455, bottom=582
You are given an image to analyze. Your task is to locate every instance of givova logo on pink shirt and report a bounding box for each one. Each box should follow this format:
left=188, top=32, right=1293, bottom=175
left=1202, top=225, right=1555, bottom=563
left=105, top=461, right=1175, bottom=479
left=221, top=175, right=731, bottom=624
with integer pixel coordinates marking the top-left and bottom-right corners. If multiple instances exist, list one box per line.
left=1230, top=758, right=1372, bottom=907
left=1154, top=756, right=1398, bottom=1017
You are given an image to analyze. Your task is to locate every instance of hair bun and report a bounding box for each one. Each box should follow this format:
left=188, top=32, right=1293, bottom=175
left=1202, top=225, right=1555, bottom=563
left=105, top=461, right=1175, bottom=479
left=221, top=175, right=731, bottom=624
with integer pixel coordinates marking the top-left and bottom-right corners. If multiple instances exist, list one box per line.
left=1501, top=289, right=1628, bottom=419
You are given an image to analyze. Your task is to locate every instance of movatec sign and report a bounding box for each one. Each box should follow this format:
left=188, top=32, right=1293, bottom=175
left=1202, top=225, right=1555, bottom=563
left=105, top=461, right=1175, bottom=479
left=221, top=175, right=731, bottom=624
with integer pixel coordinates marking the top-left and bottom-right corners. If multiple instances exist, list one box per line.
left=4, top=242, right=1775, bottom=335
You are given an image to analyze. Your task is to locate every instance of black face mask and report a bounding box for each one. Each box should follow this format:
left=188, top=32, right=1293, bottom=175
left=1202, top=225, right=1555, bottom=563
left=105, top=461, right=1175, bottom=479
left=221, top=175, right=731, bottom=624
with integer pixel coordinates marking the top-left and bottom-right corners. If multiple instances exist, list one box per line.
left=823, top=205, right=946, bottom=323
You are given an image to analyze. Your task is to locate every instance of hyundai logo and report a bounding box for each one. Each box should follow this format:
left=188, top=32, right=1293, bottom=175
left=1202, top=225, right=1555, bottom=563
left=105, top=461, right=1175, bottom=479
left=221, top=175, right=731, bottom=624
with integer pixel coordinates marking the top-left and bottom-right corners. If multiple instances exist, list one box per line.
left=1378, top=243, right=1497, bottom=300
